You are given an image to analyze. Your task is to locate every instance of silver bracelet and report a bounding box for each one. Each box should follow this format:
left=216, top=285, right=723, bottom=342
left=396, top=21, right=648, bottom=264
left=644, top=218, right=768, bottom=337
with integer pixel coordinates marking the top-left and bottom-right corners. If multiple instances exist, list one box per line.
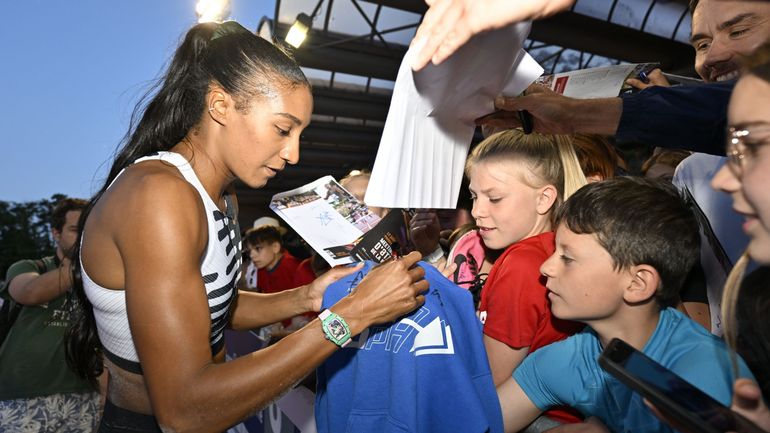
left=424, top=246, right=445, bottom=264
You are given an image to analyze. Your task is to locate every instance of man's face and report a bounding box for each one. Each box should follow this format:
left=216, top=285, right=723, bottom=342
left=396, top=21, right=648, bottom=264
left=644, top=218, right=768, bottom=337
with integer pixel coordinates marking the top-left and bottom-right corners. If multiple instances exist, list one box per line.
left=53, top=210, right=81, bottom=259
left=691, top=0, right=770, bottom=82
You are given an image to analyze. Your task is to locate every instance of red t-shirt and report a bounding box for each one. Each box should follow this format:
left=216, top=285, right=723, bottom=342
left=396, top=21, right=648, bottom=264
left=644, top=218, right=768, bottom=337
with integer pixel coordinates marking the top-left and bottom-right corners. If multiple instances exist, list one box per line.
left=479, top=231, right=584, bottom=424
left=293, top=258, right=316, bottom=288
left=258, top=251, right=305, bottom=327
left=257, top=250, right=302, bottom=294
left=294, top=258, right=318, bottom=321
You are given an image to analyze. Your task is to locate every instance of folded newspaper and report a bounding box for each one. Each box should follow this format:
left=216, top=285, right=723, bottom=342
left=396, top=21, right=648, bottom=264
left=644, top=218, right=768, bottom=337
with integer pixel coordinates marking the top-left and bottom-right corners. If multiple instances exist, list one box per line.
left=270, top=176, right=413, bottom=267
left=535, top=62, right=702, bottom=98
left=536, top=63, right=659, bottom=98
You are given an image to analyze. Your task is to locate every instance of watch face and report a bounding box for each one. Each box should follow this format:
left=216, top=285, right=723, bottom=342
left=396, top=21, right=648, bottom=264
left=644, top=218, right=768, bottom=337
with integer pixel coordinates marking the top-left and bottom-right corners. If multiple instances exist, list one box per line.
left=328, top=319, right=346, bottom=339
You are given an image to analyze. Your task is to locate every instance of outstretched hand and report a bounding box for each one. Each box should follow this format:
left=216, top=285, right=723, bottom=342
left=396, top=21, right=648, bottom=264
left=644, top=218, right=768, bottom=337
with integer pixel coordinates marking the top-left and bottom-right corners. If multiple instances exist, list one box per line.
left=625, top=68, right=670, bottom=91
left=411, top=0, right=577, bottom=71
left=475, top=83, right=622, bottom=136
left=410, top=209, right=441, bottom=256
left=475, top=84, right=578, bottom=134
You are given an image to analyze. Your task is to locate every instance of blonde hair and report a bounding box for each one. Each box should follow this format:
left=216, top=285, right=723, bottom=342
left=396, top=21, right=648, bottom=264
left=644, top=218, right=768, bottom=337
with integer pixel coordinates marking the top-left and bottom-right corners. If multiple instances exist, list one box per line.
left=465, top=129, right=587, bottom=212
left=721, top=251, right=751, bottom=350
left=340, top=169, right=371, bottom=185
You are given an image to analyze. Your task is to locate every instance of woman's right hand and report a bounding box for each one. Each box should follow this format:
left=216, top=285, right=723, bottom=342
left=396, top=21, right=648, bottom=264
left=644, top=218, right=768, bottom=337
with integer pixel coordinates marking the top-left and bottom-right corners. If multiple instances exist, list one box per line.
left=337, top=252, right=429, bottom=331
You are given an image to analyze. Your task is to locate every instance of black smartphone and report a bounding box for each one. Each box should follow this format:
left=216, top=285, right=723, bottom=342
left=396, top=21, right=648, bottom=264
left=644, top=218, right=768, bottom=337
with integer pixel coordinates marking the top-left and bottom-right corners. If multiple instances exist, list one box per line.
left=599, top=338, right=764, bottom=433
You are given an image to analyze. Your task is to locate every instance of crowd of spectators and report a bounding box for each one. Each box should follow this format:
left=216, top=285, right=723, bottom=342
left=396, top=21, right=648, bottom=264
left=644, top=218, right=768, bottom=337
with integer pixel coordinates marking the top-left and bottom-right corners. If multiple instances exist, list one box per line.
left=2, top=0, right=770, bottom=431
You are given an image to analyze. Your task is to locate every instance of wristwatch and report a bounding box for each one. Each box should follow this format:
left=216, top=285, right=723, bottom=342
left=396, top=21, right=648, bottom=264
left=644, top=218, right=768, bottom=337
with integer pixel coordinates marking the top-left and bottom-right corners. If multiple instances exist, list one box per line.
left=319, top=309, right=351, bottom=348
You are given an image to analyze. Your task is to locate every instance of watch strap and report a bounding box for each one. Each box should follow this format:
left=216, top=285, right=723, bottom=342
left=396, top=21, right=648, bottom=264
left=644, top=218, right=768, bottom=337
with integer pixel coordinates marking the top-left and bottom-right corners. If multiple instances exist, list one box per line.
left=320, top=309, right=351, bottom=348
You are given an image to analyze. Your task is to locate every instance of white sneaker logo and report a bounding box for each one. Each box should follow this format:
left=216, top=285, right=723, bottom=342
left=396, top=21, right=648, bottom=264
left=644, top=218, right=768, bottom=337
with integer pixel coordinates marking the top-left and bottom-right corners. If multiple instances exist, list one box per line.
left=399, top=317, right=455, bottom=356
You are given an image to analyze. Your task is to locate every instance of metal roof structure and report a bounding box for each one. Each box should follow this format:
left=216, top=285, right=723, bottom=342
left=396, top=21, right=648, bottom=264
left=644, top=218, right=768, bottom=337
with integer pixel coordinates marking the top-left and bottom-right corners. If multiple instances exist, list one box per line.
left=236, top=0, right=696, bottom=227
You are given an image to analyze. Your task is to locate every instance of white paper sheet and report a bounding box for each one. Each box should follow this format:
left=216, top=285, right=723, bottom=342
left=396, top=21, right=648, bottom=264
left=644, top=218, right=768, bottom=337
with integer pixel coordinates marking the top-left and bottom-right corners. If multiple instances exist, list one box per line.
left=365, top=23, right=543, bottom=209
left=270, top=176, right=381, bottom=267
left=537, top=63, right=658, bottom=98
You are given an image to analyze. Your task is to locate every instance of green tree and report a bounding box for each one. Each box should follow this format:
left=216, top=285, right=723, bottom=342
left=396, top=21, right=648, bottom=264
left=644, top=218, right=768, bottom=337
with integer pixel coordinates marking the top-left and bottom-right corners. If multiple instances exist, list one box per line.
left=0, top=194, right=67, bottom=280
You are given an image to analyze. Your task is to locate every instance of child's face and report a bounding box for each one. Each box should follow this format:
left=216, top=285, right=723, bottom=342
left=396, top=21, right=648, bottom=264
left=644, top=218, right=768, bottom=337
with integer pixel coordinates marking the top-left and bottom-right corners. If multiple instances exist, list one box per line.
left=468, top=159, right=545, bottom=250
left=247, top=241, right=281, bottom=270
left=540, top=223, right=632, bottom=322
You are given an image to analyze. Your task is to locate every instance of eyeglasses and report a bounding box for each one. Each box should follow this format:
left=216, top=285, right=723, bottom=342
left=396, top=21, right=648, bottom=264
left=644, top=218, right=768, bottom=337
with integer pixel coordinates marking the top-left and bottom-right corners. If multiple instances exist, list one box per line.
left=725, top=126, right=770, bottom=176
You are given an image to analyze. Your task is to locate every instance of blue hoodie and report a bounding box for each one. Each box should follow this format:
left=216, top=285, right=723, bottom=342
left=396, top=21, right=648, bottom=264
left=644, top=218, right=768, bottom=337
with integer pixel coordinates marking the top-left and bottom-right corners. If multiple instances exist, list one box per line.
left=315, top=261, right=503, bottom=433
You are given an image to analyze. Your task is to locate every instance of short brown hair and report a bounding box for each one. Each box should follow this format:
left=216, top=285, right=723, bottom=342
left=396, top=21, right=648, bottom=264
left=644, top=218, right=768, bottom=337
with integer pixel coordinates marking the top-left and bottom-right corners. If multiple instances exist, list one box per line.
left=640, top=149, right=691, bottom=177
left=556, top=177, right=699, bottom=307
left=244, top=225, right=282, bottom=248
left=51, top=198, right=87, bottom=232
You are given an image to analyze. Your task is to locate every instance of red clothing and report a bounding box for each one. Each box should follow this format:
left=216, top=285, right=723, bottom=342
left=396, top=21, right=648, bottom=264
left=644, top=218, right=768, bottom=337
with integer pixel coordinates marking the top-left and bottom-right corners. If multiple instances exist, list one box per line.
left=293, top=258, right=316, bottom=287
left=257, top=251, right=302, bottom=327
left=479, top=231, right=584, bottom=424
left=257, top=250, right=302, bottom=294
left=294, top=258, right=319, bottom=321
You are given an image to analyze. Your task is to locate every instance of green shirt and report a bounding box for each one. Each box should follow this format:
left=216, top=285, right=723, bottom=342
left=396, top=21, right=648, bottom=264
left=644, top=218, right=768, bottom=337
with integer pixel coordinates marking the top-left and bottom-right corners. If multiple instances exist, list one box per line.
left=0, top=256, right=94, bottom=399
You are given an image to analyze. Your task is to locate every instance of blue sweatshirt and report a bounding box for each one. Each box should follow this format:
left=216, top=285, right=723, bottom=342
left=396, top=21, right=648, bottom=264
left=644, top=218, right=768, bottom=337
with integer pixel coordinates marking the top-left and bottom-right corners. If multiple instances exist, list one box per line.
left=315, top=262, right=503, bottom=433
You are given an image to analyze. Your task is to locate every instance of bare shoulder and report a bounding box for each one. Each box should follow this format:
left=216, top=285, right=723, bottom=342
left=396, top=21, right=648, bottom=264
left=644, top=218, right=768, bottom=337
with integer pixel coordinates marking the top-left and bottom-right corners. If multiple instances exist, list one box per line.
left=93, top=161, right=208, bottom=258
left=82, top=161, right=210, bottom=289
left=120, top=161, right=202, bottom=206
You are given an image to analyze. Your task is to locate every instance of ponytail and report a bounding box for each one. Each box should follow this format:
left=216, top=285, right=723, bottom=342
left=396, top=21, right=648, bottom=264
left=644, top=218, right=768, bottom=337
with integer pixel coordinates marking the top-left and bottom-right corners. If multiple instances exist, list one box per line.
left=554, top=136, right=587, bottom=203
left=66, top=21, right=308, bottom=381
left=465, top=128, right=587, bottom=213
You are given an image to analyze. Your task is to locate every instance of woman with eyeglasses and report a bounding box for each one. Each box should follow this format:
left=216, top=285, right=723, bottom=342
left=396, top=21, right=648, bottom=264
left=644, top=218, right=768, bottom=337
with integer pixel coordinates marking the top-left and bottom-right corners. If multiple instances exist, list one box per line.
left=708, top=43, right=770, bottom=432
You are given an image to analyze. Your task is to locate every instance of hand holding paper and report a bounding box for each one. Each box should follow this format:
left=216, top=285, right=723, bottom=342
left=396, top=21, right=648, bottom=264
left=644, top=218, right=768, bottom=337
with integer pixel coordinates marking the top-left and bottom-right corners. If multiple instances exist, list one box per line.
left=365, top=22, right=543, bottom=210
left=475, top=63, right=665, bottom=135
left=411, top=0, right=577, bottom=71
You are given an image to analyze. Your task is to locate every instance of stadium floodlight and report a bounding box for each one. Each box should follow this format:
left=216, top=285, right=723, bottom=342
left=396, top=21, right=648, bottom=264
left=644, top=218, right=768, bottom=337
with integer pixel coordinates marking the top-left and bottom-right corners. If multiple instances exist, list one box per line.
left=196, top=0, right=231, bottom=23
left=285, top=13, right=312, bottom=48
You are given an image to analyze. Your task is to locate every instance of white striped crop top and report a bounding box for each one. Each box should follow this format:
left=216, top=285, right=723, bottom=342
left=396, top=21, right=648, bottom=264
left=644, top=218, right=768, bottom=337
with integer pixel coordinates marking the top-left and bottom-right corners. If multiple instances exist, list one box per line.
left=82, top=151, right=241, bottom=374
